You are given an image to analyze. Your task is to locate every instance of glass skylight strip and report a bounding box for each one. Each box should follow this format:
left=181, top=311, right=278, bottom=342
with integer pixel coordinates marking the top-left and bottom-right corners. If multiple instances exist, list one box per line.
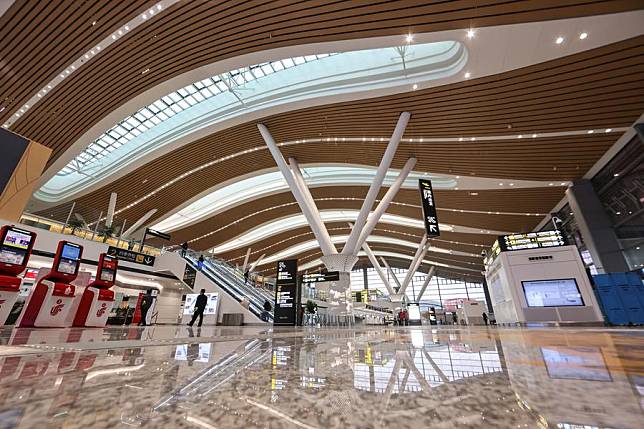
left=58, top=53, right=336, bottom=176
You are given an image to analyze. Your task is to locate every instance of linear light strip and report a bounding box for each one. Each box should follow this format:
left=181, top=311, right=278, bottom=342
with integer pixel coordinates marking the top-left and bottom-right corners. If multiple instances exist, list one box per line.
left=109, top=128, right=622, bottom=218
left=3, top=1, right=179, bottom=129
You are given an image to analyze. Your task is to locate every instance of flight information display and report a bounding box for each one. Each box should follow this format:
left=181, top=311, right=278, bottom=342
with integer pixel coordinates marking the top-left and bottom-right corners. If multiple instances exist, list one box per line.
left=0, top=227, right=34, bottom=266
left=57, top=243, right=81, bottom=275
left=522, top=279, right=584, bottom=307
left=499, top=230, right=566, bottom=251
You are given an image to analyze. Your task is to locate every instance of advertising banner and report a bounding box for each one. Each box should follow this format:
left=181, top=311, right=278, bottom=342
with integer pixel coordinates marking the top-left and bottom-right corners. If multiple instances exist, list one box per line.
left=274, top=259, right=298, bottom=326
left=418, top=179, right=440, bottom=237
left=183, top=263, right=197, bottom=289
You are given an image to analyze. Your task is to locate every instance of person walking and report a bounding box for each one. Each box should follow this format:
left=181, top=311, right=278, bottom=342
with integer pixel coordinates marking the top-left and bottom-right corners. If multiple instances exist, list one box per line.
left=261, top=299, right=272, bottom=322
left=482, top=312, right=489, bottom=326
left=188, top=289, right=208, bottom=327
left=181, top=241, right=188, bottom=257
left=138, top=290, right=153, bottom=326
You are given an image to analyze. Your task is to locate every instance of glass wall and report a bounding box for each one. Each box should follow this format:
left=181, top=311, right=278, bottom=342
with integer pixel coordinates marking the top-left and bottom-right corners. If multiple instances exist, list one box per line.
left=350, top=267, right=487, bottom=310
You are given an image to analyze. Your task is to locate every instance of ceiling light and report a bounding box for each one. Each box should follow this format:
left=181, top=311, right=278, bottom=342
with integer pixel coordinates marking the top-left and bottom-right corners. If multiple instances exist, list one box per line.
left=587, top=130, right=594, bottom=134
left=605, top=128, right=612, bottom=133
left=509, top=183, right=514, bottom=186
left=466, top=29, right=475, bottom=39
left=125, top=25, right=130, bottom=30
left=405, top=34, right=414, bottom=43
left=112, top=34, right=116, bottom=40
left=149, top=9, right=155, bottom=15
left=92, top=20, right=96, bottom=26
left=157, top=4, right=162, bottom=10
left=142, top=13, right=147, bottom=19
left=470, top=137, right=475, bottom=141
left=549, top=183, right=554, bottom=186
left=412, top=84, right=418, bottom=90
left=458, top=137, right=463, bottom=141
left=464, top=72, right=471, bottom=78
left=118, top=30, right=123, bottom=35
left=531, top=133, right=537, bottom=138
left=560, top=182, right=566, bottom=186
left=455, top=176, right=460, bottom=179
left=579, top=32, right=588, bottom=40
left=498, top=183, right=503, bottom=186
left=555, top=36, right=564, bottom=44
left=615, top=211, right=621, bottom=215
left=517, top=134, right=523, bottom=139
left=613, top=173, right=619, bottom=177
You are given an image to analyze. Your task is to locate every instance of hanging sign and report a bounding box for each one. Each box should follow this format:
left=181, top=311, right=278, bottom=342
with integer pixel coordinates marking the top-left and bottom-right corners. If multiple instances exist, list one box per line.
left=107, top=246, right=155, bottom=266
left=418, top=179, right=440, bottom=237
left=274, top=259, right=298, bottom=326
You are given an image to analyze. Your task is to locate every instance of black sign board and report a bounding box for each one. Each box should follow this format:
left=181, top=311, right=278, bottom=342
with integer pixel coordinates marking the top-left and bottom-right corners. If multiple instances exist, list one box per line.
left=145, top=228, right=171, bottom=241
left=183, top=263, right=197, bottom=289
left=418, top=179, right=440, bottom=237
left=107, top=246, right=156, bottom=266
left=498, top=230, right=567, bottom=252
left=302, top=271, right=340, bottom=283
left=274, top=259, right=298, bottom=326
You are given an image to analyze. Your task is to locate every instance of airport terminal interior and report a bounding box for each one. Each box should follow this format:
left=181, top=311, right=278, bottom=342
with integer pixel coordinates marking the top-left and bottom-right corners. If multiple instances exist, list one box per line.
left=0, top=1, right=643, bottom=428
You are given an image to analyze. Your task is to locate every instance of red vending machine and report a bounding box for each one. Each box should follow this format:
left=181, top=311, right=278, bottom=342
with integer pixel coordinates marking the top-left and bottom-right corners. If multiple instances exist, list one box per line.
left=0, top=225, right=37, bottom=325
left=73, top=253, right=118, bottom=327
left=18, top=241, right=83, bottom=328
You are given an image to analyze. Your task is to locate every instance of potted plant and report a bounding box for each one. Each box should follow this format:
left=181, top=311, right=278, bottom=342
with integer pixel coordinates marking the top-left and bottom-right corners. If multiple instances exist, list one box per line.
left=67, top=218, right=84, bottom=235
left=97, top=224, right=116, bottom=243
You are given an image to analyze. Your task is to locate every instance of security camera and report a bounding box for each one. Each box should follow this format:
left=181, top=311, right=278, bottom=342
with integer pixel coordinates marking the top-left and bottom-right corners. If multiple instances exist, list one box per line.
left=480, top=250, right=488, bottom=257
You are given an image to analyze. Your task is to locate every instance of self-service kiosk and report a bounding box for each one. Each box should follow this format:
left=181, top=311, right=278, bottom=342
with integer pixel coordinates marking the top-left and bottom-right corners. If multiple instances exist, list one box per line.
left=0, top=225, right=37, bottom=325
left=73, top=253, right=118, bottom=327
left=18, top=241, right=83, bottom=327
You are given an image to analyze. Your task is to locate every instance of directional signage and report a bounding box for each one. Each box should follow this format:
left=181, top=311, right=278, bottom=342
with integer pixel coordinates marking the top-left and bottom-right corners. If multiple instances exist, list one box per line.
left=274, top=259, right=298, bottom=326
left=145, top=228, right=171, bottom=241
left=183, top=263, right=197, bottom=289
left=106, top=246, right=156, bottom=266
left=302, top=271, right=340, bottom=283
left=418, top=179, right=440, bottom=237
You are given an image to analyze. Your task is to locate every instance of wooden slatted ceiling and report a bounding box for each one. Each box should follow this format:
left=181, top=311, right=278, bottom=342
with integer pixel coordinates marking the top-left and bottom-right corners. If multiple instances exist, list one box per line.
left=6, top=1, right=642, bottom=162
left=0, top=0, right=157, bottom=118
left=37, top=36, right=644, bottom=228
left=138, top=185, right=564, bottom=250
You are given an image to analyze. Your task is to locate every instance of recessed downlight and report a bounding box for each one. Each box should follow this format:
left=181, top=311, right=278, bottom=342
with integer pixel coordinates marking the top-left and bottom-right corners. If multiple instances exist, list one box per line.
left=467, top=29, right=475, bottom=39
left=555, top=36, right=564, bottom=44
left=579, top=32, right=588, bottom=40
left=464, top=72, right=471, bottom=78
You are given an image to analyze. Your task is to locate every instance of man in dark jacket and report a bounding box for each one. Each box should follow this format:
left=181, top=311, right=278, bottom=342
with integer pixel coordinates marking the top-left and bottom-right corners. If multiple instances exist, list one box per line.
left=139, top=290, right=154, bottom=326
left=188, top=289, right=208, bottom=327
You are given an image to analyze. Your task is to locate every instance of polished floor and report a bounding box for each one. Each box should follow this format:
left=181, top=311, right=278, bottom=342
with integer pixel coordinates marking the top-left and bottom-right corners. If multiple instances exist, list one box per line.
left=0, top=325, right=642, bottom=428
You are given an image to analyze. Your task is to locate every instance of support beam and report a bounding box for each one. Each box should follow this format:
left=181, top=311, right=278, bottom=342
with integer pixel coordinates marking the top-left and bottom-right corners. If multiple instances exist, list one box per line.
left=106, top=192, right=117, bottom=228
left=121, top=209, right=157, bottom=239
left=258, top=123, right=336, bottom=256
left=380, top=257, right=402, bottom=291
left=248, top=253, right=266, bottom=273
left=342, top=112, right=411, bottom=255
left=399, top=234, right=428, bottom=295
left=355, top=157, right=417, bottom=251
left=241, top=247, right=252, bottom=272
left=288, top=157, right=337, bottom=255
left=415, top=266, right=436, bottom=303
left=361, top=241, right=395, bottom=296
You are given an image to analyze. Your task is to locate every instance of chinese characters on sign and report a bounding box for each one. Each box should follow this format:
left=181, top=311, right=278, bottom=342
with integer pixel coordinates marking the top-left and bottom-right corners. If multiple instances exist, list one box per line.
left=274, top=259, right=298, bottom=326
left=418, top=179, right=440, bottom=237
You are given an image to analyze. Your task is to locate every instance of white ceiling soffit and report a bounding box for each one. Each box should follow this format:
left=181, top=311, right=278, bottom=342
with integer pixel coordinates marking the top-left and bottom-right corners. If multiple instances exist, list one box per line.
left=0, top=1, right=15, bottom=18
left=150, top=163, right=559, bottom=233
left=259, top=234, right=479, bottom=266
left=297, top=250, right=483, bottom=274
left=33, top=10, right=644, bottom=204
left=206, top=210, right=509, bottom=254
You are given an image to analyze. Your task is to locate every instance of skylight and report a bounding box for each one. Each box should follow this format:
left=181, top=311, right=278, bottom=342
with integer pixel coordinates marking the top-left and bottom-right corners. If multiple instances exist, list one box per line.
left=59, top=54, right=334, bottom=176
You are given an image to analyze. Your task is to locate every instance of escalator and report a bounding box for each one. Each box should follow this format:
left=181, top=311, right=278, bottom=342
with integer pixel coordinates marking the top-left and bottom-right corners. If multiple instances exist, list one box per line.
left=182, top=252, right=273, bottom=322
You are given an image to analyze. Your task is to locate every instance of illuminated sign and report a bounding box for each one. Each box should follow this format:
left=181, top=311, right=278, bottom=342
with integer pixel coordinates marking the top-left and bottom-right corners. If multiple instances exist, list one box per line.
left=274, top=259, right=298, bottom=326
left=499, top=230, right=566, bottom=251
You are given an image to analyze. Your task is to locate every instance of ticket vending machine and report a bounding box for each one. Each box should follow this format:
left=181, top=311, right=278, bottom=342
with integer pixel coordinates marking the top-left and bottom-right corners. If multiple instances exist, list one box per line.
left=18, top=241, right=83, bottom=327
left=73, top=253, right=118, bottom=327
left=0, top=225, right=37, bottom=325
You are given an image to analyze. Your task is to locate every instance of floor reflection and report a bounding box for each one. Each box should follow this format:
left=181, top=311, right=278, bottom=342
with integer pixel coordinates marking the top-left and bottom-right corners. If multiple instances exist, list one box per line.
left=0, top=326, right=641, bottom=428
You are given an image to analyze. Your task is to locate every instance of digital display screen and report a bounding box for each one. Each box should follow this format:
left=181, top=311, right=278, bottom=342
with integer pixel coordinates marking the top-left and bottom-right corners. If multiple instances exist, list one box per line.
left=522, top=279, right=584, bottom=307
left=183, top=293, right=218, bottom=315
left=0, top=228, right=33, bottom=266
left=501, top=230, right=566, bottom=251
left=542, top=347, right=611, bottom=381
left=57, top=243, right=81, bottom=275
left=100, top=268, right=115, bottom=282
